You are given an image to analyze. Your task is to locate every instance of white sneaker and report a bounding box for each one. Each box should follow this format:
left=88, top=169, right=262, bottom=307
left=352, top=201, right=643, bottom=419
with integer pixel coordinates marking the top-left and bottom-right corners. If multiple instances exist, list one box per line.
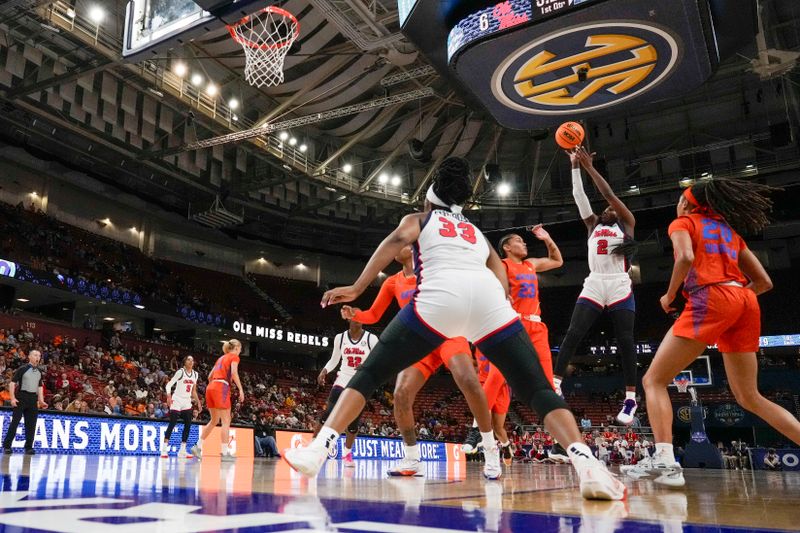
left=283, top=445, right=328, bottom=477
left=221, top=453, right=237, bottom=462
left=616, top=399, right=638, bottom=426
left=388, top=457, right=424, bottom=477
left=575, top=460, right=627, bottom=500
left=178, top=444, right=188, bottom=459
left=190, top=444, right=202, bottom=459
left=483, top=446, right=502, bottom=480
left=548, top=452, right=570, bottom=464
left=160, top=443, right=169, bottom=458
left=621, top=456, right=685, bottom=487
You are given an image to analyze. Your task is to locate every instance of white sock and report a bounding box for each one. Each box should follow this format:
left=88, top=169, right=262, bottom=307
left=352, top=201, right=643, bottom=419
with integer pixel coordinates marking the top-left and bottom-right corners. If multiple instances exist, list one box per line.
left=343, top=446, right=352, bottom=457
left=480, top=431, right=496, bottom=450
left=655, top=443, right=675, bottom=462
left=221, top=444, right=229, bottom=456
left=313, top=426, right=340, bottom=452
left=472, top=419, right=478, bottom=428
left=553, top=377, right=562, bottom=389
left=567, top=442, right=595, bottom=464
left=405, top=444, right=420, bottom=461
left=625, top=390, right=637, bottom=401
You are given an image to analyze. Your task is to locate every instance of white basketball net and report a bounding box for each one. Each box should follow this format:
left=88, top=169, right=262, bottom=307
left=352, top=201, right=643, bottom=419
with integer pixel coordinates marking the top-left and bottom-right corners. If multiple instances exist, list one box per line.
left=227, top=6, right=299, bottom=88
left=674, top=377, right=691, bottom=393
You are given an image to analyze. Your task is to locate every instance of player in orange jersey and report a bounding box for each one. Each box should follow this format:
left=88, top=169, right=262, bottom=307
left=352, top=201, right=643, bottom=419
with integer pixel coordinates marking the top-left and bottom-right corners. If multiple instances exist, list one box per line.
left=342, top=245, right=500, bottom=479
left=638, top=179, right=800, bottom=487
left=191, top=339, right=245, bottom=460
left=464, top=225, right=563, bottom=464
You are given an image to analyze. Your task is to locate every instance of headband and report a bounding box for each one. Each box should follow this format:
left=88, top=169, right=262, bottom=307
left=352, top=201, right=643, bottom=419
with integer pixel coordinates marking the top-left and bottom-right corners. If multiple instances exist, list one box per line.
left=682, top=187, right=700, bottom=207
left=426, top=184, right=463, bottom=215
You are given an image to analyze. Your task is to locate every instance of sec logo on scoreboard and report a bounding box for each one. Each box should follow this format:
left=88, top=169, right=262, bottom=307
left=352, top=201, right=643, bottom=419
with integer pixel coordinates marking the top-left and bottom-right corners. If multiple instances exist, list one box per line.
left=491, top=22, right=680, bottom=116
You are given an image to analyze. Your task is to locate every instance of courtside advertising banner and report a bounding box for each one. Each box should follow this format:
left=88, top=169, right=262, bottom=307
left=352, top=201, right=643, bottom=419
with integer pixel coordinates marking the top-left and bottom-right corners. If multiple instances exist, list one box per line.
left=750, top=448, right=800, bottom=471
left=0, top=410, right=253, bottom=457
left=276, top=430, right=465, bottom=463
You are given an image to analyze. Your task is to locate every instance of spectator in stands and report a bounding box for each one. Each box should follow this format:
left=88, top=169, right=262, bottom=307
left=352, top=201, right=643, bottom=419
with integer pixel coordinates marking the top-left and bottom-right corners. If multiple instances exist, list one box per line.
left=763, top=449, right=781, bottom=471
left=580, top=414, right=592, bottom=429
left=254, top=415, right=279, bottom=458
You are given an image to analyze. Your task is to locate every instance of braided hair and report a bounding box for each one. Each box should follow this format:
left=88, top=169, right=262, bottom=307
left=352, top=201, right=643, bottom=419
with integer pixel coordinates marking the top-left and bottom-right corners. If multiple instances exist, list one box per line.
left=432, top=157, right=472, bottom=208
left=688, top=178, right=779, bottom=235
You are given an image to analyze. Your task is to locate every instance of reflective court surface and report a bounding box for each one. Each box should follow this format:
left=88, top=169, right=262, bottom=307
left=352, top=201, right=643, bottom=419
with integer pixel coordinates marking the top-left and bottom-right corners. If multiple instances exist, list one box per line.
left=0, top=454, right=798, bottom=532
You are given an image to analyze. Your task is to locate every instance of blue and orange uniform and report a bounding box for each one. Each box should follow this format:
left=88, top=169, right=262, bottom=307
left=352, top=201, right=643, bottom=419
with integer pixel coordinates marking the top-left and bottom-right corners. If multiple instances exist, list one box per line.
left=503, top=257, right=554, bottom=385
left=353, top=271, right=471, bottom=379
left=668, top=212, right=759, bottom=351
left=206, top=351, right=240, bottom=409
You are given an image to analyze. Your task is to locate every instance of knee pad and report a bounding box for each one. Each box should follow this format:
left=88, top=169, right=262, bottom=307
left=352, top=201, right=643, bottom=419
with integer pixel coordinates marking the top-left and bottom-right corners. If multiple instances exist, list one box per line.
left=347, top=367, right=379, bottom=399
left=523, top=389, right=569, bottom=421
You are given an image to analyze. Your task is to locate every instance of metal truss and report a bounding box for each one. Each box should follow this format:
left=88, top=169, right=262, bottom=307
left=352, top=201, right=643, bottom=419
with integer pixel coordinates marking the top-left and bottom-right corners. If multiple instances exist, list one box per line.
left=144, top=87, right=435, bottom=158
left=380, top=65, right=436, bottom=87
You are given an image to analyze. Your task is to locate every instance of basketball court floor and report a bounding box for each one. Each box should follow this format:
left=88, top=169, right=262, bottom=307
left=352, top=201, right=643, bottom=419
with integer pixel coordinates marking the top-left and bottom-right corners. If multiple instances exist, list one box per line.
left=0, top=454, right=797, bottom=532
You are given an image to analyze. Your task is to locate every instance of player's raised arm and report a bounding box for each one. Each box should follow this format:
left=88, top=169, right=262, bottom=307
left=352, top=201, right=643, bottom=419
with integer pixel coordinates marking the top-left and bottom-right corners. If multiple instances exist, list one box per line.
left=322, top=213, right=424, bottom=307
left=576, top=147, right=635, bottom=232
left=569, top=150, right=598, bottom=232
left=527, top=225, right=563, bottom=273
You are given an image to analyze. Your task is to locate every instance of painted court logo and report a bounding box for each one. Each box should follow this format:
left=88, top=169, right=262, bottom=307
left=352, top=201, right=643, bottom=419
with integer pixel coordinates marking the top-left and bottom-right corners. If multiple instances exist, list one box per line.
left=492, top=22, right=680, bottom=115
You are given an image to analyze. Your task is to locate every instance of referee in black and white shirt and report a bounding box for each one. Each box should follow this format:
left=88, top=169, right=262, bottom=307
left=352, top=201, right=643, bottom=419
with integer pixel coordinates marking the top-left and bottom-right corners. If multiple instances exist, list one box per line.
left=2, top=350, right=47, bottom=454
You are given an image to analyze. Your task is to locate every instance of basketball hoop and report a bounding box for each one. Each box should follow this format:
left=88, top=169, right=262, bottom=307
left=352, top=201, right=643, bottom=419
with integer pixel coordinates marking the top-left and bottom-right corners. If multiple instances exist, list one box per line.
left=673, top=376, right=691, bottom=394
left=227, top=6, right=299, bottom=88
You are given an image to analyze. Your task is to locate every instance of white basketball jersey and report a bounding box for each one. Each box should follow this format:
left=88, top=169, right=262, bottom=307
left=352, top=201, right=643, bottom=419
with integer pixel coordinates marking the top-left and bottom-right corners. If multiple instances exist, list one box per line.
left=327, top=330, right=378, bottom=388
left=587, top=223, right=628, bottom=274
left=415, top=209, right=490, bottom=282
left=167, top=368, right=198, bottom=406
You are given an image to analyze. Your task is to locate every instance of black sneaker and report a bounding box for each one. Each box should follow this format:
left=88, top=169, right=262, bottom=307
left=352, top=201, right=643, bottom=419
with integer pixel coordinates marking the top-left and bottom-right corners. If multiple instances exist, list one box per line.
left=24, top=449, right=35, bottom=455
left=500, top=443, right=513, bottom=466
left=461, top=427, right=481, bottom=454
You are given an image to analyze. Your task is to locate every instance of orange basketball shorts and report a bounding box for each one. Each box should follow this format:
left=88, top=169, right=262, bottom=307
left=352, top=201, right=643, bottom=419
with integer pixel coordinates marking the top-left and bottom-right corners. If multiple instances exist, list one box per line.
left=205, top=380, right=231, bottom=410
left=413, top=336, right=471, bottom=380
left=674, top=284, right=760, bottom=352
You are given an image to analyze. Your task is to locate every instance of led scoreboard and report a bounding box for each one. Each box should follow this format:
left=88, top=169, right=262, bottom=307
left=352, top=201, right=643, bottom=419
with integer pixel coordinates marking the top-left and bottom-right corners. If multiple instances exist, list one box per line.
left=447, top=0, right=602, bottom=61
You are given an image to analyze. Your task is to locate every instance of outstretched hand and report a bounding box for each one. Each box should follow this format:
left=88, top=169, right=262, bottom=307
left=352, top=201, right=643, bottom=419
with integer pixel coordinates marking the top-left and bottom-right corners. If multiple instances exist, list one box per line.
left=573, top=146, right=596, bottom=168
left=530, top=224, right=551, bottom=241
left=321, top=285, right=361, bottom=308
left=340, top=305, right=360, bottom=320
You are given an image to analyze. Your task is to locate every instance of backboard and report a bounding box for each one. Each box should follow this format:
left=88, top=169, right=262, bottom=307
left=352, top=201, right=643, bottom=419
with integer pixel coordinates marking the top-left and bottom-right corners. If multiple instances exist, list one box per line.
left=122, top=0, right=268, bottom=62
left=669, top=355, right=712, bottom=388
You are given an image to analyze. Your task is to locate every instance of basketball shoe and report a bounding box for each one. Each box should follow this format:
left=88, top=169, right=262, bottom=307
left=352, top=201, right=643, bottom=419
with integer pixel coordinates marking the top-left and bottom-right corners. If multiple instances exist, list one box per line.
left=190, top=444, right=202, bottom=459
left=284, top=444, right=328, bottom=477
left=620, top=455, right=685, bottom=487
left=179, top=443, right=192, bottom=459
left=616, top=399, right=638, bottom=426
left=388, top=457, right=424, bottom=477
left=568, top=444, right=627, bottom=500
left=462, top=427, right=481, bottom=454
left=343, top=450, right=355, bottom=468
left=500, top=443, right=513, bottom=466
left=483, top=445, right=502, bottom=480
left=160, top=442, right=169, bottom=458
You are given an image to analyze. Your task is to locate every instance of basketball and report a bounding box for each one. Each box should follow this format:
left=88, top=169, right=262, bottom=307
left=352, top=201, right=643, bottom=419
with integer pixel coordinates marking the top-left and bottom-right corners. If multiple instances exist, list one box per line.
left=555, top=121, right=585, bottom=149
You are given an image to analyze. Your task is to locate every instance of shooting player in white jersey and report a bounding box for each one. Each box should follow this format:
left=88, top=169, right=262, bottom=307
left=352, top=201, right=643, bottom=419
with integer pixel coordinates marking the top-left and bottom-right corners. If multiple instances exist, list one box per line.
left=553, top=147, right=640, bottom=426
left=161, top=355, right=201, bottom=458
left=317, top=320, right=378, bottom=467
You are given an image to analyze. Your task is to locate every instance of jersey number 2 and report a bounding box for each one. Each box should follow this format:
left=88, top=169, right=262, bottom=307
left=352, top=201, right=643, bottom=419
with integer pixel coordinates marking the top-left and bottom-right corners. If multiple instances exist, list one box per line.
left=346, top=356, right=362, bottom=368
left=438, top=217, right=476, bottom=244
left=596, top=239, right=609, bottom=255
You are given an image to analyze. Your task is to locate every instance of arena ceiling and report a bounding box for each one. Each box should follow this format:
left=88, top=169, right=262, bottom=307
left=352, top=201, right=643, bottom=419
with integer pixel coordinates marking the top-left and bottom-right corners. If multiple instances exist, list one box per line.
left=0, top=0, right=799, bottom=256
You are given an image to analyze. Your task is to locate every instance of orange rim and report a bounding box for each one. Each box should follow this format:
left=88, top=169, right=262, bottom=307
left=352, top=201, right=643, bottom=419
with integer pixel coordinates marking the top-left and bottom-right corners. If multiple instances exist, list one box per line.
left=227, top=6, right=300, bottom=50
